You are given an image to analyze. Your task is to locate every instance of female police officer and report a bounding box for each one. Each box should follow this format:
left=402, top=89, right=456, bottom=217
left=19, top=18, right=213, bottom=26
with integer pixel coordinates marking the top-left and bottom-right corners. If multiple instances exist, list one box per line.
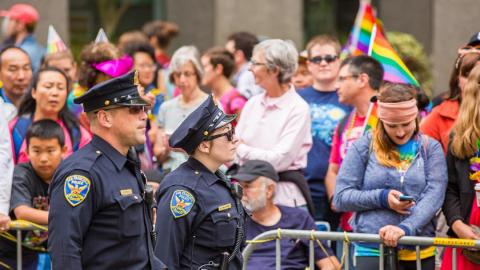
left=155, top=95, right=246, bottom=269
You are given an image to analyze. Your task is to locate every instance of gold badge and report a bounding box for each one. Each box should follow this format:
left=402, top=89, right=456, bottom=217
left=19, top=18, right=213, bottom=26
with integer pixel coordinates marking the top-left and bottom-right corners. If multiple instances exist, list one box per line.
left=120, top=189, right=133, bottom=196
left=104, top=100, right=110, bottom=106
left=203, top=130, right=209, bottom=136
left=218, top=203, right=232, bottom=212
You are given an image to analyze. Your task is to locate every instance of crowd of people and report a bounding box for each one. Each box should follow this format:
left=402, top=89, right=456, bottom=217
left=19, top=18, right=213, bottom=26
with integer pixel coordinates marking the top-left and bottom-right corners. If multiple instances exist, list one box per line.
left=1, top=3, right=480, bottom=270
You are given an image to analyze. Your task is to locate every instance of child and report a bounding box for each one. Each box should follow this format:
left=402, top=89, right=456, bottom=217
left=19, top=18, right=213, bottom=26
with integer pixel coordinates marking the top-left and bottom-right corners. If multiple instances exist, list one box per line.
left=0, top=119, right=66, bottom=269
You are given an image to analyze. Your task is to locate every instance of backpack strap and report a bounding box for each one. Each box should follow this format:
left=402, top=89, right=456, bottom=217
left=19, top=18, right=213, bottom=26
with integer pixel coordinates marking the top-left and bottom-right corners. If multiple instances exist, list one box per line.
left=335, top=112, right=352, bottom=143
left=70, top=125, right=81, bottom=151
left=12, top=115, right=33, bottom=162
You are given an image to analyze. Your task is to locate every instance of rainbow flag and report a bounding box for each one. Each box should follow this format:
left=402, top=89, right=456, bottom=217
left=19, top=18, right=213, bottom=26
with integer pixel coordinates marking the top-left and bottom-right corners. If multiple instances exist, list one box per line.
left=344, top=1, right=419, bottom=86
left=362, top=101, right=378, bottom=134
left=47, top=25, right=67, bottom=54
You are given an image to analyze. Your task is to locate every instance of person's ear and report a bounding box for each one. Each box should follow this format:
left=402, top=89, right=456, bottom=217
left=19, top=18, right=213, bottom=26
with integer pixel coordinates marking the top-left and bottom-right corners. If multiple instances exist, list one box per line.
left=215, top=63, right=224, bottom=76
left=266, top=183, right=275, bottom=199
left=197, top=140, right=211, bottom=154
left=61, top=145, right=68, bottom=155
left=31, top=87, right=38, bottom=100
left=97, top=110, right=114, bottom=128
left=358, top=73, right=369, bottom=88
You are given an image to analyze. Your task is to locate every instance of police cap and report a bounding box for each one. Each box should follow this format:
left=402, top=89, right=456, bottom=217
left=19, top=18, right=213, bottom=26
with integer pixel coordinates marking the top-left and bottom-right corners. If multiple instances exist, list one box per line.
left=73, top=70, right=148, bottom=112
left=169, top=95, right=236, bottom=154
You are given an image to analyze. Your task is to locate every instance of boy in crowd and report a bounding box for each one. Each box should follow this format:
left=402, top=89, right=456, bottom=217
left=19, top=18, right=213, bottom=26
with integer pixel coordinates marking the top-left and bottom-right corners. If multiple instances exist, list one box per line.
left=0, top=119, right=66, bottom=269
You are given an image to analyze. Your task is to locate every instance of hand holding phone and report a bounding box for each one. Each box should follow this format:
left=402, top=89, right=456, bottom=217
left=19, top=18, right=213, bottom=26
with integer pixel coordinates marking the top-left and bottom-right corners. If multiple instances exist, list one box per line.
left=399, top=195, right=415, bottom=202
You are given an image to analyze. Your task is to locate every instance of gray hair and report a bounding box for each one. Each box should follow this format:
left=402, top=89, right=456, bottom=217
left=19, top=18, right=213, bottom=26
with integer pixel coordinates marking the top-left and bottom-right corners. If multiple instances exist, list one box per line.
left=253, top=39, right=298, bottom=84
left=169, top=45, right=204, bottom=79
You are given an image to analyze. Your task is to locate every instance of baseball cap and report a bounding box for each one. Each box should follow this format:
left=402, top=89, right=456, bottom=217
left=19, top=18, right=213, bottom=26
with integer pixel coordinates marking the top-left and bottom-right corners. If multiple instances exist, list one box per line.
left=231, top=160, right=279, bottom=182
left=467, top=32, right=480, bottom=47
left=0, top=4, right=39, bottom=24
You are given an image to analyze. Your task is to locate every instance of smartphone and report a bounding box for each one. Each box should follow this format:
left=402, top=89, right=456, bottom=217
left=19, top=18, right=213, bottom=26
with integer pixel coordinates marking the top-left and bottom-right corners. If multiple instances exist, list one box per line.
left=399, top=195, right=415, bottom=202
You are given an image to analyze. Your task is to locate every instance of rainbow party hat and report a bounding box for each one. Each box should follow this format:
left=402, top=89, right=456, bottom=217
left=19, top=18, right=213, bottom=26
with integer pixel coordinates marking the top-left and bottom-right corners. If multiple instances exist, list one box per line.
left=46, top=25, right=67, bottom=54
left=94, top=28, right=109, bottom=43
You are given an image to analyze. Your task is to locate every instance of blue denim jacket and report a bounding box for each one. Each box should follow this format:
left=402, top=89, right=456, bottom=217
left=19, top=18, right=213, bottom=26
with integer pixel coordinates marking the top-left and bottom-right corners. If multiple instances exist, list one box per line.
left=19, top=34, right=45, bottom=71
left=333, top=132, right=447, bottom=237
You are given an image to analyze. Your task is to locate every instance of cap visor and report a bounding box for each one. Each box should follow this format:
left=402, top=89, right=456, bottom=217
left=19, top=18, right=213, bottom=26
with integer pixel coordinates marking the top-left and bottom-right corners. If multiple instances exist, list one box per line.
left=117, top=97, right=149, bottom=106
left=214, top=114, right=236, bottom=129
left=231, top=173, right=257, bottom=182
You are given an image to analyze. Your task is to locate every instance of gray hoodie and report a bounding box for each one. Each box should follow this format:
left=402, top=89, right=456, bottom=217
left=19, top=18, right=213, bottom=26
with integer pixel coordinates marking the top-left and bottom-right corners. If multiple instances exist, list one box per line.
left=333, top=132, right=447, bottom=238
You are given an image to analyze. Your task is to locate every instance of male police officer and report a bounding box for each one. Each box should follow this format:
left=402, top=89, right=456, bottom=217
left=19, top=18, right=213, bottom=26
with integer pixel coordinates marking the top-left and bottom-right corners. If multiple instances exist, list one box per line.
left=155, top=95, right=246, bottom=269
left=48, top=71, right=165, bottom=269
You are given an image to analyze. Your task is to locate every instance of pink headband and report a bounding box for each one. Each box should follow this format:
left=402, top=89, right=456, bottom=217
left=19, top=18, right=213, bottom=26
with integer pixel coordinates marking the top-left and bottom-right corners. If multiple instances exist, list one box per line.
left=92, top=55, right=133, bottom=78
left=377, top=99, right=418, bottom=124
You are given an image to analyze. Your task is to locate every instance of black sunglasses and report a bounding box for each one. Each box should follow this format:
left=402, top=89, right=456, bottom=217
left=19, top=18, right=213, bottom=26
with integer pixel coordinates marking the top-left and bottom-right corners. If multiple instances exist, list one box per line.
left=204, top=128, right=235, bottom=142
left=309, top=55, right=338, bottom=64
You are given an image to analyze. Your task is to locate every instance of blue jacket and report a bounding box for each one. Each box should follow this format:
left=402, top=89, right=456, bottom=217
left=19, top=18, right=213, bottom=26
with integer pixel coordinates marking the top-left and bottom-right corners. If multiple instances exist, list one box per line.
left=333, top=132, right=447, bottom=237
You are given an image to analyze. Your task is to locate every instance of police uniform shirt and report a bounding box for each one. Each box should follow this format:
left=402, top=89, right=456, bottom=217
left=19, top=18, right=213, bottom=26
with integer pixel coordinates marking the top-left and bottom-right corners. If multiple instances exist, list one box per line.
left=155, top=157, right=245, bottom=270
left=48, top=135, right=163, bottom=270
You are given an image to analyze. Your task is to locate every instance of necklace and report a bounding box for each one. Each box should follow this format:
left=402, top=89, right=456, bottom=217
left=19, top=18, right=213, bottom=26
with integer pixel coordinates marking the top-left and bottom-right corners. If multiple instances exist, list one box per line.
left=346, top=110, right=357, bottom=139
left=469, top=139, right=480, bottom=181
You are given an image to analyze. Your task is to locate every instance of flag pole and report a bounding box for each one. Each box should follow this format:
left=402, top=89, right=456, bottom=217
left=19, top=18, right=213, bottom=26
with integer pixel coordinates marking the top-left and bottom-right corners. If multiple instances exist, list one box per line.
left=367, top=23, right=377, bottom=56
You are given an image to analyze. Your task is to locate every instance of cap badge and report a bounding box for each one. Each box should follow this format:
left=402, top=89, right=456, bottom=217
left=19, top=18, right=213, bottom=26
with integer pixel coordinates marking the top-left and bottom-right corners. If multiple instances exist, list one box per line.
left=104, top=100, right=110, bottom=106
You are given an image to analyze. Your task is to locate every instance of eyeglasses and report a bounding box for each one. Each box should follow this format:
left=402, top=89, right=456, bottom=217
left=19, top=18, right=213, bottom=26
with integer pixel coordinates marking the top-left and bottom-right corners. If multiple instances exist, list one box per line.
left=204, top=128, right=235, bottom=142
left=172, top=71, right=196, bottom=79
left=309, top=55, right=338, bottom=64
left=249, top=60, right=267, bottom=67
left=337, top=74, right=359, bottom=83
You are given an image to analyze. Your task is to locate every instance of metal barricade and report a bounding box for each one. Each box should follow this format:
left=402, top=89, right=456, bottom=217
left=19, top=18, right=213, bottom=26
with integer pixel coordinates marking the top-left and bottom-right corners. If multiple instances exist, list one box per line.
left=242, top=229, right=480, bottom=270
left=0, top=220, right=48, bottom=270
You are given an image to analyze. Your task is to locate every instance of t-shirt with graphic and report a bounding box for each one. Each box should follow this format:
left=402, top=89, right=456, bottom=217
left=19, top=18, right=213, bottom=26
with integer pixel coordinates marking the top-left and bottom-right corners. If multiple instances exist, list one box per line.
left=298, top=87, right=351, bottom=198
left=0, top=162, right=49, bottom=265
left=329, top=111, right=366, bottom=166
left=246, top=205, right=334, bottom=270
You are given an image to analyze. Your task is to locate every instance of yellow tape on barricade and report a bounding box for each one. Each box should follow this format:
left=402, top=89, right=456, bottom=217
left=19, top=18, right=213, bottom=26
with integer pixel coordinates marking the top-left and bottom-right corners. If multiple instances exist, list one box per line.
left=8, top=220, right=48, bottom=231
left=433, top=237, right=476, bottom=247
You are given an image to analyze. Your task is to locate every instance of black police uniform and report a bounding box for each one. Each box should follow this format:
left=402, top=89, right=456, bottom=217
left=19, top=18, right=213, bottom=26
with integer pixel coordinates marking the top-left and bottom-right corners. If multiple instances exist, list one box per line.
left=155, top=95, right=246, bottom=270
left=48, top=71, right=165, bottom=270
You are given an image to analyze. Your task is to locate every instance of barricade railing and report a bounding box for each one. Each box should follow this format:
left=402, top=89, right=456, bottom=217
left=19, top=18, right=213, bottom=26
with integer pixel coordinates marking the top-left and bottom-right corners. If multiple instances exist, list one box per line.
left=0, top=220, right=48, bottom=270
left=242, top=229, right=480, bottom=270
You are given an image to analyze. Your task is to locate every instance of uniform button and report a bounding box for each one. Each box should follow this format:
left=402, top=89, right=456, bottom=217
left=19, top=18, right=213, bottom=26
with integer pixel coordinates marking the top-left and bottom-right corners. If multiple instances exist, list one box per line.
left=133, top=195, right=138, bottom=200
left=227, top=213, right=231, bottom=218
left=96, top=150, right=101, bottom=154
left=194, top=171, right=199, bottom=175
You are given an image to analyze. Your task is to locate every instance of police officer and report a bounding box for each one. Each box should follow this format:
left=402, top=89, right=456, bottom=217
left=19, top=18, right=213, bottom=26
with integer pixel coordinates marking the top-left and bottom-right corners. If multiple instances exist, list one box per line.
left=48, top=71, right=165, bottom=269
left=155, top=95, right=246, bottom=269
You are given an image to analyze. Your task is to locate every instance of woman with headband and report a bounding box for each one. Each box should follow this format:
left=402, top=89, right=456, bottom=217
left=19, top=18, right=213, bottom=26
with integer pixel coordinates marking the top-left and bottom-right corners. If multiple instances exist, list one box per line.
left=333, top=83, right=447, bottom=270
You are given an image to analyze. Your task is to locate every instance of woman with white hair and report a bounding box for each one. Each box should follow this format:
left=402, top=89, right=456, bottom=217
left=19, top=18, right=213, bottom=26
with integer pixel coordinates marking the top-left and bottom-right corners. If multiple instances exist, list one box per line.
left=154, top=45, right=208, bottom=172
left=235, top=39, right=314, bottom=214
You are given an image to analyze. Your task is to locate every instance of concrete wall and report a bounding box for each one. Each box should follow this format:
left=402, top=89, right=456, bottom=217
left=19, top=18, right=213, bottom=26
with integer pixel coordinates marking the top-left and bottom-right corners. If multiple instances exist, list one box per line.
left=166, top=0, right=303, bottom=53
left=0, top=0, right=69, bottom=46
left=431, top=0, right=480, bottom=94
left=214, top=0, right=303, bottom=48
left=380, top=0, right=479, bottom=95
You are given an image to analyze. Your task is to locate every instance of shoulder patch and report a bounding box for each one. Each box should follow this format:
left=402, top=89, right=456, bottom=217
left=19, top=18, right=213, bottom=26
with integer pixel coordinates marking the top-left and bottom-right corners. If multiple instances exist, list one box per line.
left=170, top=190, right=195, bottom=218
left=64, top=175, right=91, bottom=207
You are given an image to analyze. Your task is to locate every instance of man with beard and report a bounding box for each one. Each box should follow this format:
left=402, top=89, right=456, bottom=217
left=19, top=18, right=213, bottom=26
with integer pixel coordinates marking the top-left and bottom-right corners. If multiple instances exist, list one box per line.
left=232, top=160, right=340, bottom=270
left=48, top=71, right=165, bottom=269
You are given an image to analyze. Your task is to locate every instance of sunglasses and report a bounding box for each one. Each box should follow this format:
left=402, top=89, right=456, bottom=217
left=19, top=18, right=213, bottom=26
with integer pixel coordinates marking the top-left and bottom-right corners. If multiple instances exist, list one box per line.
left=204, top=128, right=235, bottom=142
left=309, top=55, right=338, bottom=64
left=127, top=106, right=148, bottom=114
left=97, top=105, right=148, bottom=114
